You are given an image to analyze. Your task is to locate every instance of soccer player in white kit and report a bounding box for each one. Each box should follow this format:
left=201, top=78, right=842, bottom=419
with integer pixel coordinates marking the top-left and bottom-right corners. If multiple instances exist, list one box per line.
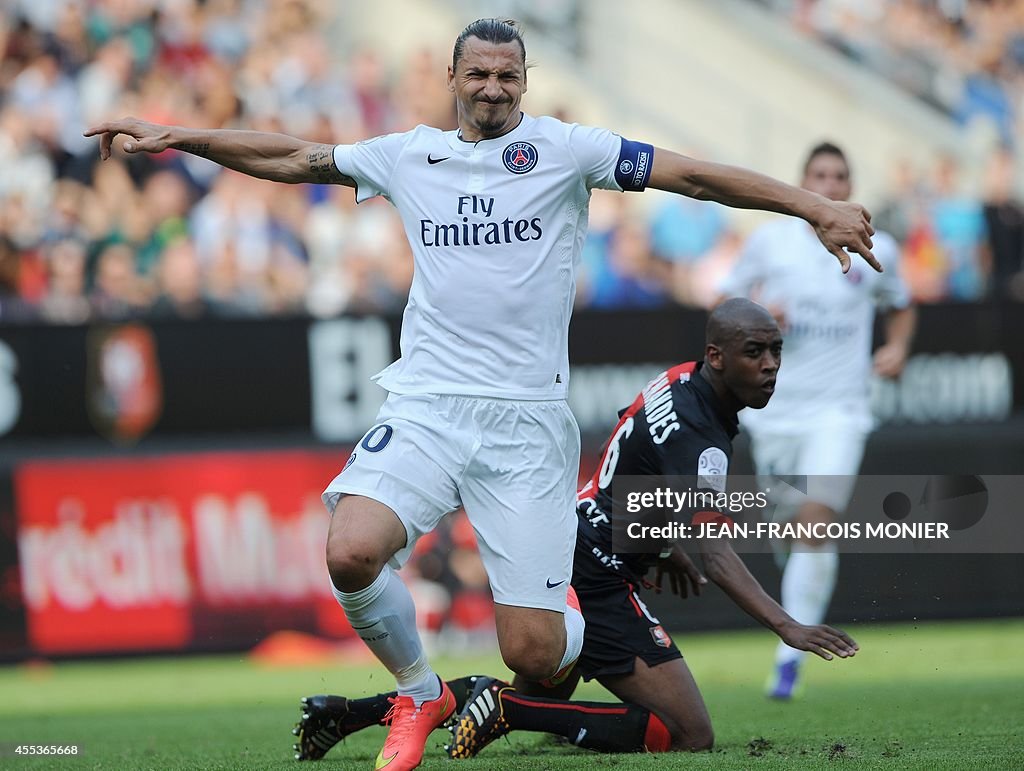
left=87, top=22, right=881, bottom=769
left=718, top=143, right=916, bottom=700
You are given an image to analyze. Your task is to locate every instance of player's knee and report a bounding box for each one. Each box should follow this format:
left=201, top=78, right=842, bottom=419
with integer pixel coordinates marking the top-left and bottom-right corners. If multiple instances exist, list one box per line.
left=671, top=723, right=714, bottom=752
left=325, top=539, right=386, bottom=593
left=501, top=650, right=560, bottom=682
left=500, top=637, right=563, bottom=681
left=656, top=711, right=713, bottom=752
left=496, top=606, right=569, bottom=681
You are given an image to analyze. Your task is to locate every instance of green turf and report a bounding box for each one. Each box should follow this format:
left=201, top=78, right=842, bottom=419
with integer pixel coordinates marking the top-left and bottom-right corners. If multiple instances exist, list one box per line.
left=1, top=619, right=1022, bottom=769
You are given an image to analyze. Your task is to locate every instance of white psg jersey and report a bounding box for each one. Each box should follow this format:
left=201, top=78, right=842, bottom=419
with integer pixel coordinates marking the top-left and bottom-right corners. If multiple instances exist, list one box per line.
left=719, top=218, right=910, bottom=432
left=333, top=113, right=652, bottom=400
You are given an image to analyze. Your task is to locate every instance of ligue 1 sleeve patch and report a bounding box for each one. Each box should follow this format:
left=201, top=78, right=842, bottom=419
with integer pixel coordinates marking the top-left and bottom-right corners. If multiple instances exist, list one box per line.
left=503, top=141, right=539, bottom=174
left=697, top=446, right=728, bottom=492
left=615, top=139, right=654, bottom=191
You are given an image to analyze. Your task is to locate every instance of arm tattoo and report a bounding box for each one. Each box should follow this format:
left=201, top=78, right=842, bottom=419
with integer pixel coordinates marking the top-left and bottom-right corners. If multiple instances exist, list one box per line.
left=177, top=143, right=210, bottom=158
left=306, top=144, right=353, bottom=185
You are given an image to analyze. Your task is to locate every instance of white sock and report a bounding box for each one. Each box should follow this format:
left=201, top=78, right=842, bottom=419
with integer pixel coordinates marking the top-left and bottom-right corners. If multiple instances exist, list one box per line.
left=332, top=566, right=441, bottom=705
left=557, top=602, right=585, bottom=673
left=775, top=541, right=839, bottom=666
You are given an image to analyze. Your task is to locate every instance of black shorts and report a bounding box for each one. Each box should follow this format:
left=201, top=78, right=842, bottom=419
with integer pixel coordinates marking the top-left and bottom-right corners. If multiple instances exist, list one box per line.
left=572, top=543, right=682, bottom=681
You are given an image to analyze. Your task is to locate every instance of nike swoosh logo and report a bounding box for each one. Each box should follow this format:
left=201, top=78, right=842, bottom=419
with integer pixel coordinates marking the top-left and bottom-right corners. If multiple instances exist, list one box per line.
left=375, top=749, right=398, bottom=768
left=427, top=154, right=450, bottom=164
left=546, top=579, right=565, bottom=589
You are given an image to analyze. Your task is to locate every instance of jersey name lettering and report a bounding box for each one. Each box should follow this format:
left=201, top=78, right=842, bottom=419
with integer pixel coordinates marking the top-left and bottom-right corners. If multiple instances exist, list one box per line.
left=641, top=372, right=680, bottom=444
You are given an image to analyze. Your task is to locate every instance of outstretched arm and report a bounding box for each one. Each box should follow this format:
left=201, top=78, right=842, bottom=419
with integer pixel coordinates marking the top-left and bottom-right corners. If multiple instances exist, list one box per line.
left=648, top=148, right=879, bottom=274
left=697, top=536, right=859, bottom=660
left=84, top=117, right=355, bottom=186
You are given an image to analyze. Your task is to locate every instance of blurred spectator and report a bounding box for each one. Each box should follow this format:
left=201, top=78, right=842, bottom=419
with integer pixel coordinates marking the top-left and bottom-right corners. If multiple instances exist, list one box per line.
left=91, top=242, right=148, bottom=318
left=650, top=196, right=728, bottom=264
left=8, top=44, right=88, bottom=164
left=672, top=230, right=744, bottom=309
left=982, top=147, right=1024, bottom=300
left=901, top=204, right=949, bottom=304
left=304, top=185, right=358, bottom=317
left=150, top=237, right=213, bottom=319
left=39, top=238, right=91, bottom=324
left=401, top=511, right=495, bottom=655
left=333, top=203, right=413, bottom=314
left=0, top=106, right=55, bottom=247
left=393, top=48, right=457, bottom=130
left=137, top=170, right=193, bottom=275
left=928, top=154, right=989, bottom=299
left=348, top=48, right=394, bottom=137
left=0, top=235, right=35, bottom=321
left=873, top=157, right=919, bottom=244
left=578, top=193, right=669, bottom=309
left=78, top=36, right=134, bottom=121
left=649, top=195, right=733, bottom=308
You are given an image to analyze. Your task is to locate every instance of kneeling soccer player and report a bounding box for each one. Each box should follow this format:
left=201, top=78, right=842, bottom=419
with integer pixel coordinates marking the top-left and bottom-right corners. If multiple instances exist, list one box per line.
left=293, top=300, right=859, bottom=761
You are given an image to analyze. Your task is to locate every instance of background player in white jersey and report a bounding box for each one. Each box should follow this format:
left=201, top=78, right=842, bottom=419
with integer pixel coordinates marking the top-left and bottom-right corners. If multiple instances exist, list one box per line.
left=86, top=21, right=880, bottom=769
left=718, top=142, right=916, bottom=700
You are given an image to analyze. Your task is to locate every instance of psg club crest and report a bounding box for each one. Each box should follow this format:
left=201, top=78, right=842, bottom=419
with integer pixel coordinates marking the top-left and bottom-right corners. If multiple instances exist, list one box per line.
left=503, top=141, right=538, bottom=174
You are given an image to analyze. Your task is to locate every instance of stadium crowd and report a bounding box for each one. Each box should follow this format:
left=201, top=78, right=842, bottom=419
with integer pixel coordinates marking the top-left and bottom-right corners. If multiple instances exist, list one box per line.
left=758, top=0, right=1024, bottom=148
left=1, top=0, right=1023, bottom=325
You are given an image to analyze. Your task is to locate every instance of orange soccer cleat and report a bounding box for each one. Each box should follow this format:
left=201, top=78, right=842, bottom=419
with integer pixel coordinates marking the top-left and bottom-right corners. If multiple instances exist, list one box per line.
left=373, top=680, right=455, bottom=770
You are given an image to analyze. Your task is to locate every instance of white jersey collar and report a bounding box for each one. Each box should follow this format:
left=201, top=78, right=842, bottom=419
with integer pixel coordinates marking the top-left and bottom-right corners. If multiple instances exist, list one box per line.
left=446, top=112, right=530, bottom=151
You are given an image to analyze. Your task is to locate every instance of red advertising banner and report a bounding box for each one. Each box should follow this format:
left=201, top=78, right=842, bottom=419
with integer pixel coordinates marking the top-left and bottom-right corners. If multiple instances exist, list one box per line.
left=14, top=451, right=351, bottom=655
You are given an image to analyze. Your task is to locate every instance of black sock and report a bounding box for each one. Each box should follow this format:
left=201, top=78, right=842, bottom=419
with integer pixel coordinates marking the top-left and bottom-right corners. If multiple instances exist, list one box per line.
left=342, top=675, right=481, bottom=728
left=341, top=692, right=392, bottom=732
left=500, top=691, right=667, bottom=753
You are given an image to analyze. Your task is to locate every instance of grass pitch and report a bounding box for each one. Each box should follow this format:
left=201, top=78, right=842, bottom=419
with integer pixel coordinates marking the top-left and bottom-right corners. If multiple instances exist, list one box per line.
left=1, top=619, right=1022, bottom=770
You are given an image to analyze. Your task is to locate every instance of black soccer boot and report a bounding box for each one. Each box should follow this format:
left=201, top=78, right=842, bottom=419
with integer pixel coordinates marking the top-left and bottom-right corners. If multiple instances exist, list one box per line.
left=446, top=676, right=514, bottom=760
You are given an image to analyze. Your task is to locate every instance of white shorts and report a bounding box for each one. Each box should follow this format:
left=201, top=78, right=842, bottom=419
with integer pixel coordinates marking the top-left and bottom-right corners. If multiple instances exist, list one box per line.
left=322, top=392, right=581, bottom=612
left=749, top=409, right=868, bottom=515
